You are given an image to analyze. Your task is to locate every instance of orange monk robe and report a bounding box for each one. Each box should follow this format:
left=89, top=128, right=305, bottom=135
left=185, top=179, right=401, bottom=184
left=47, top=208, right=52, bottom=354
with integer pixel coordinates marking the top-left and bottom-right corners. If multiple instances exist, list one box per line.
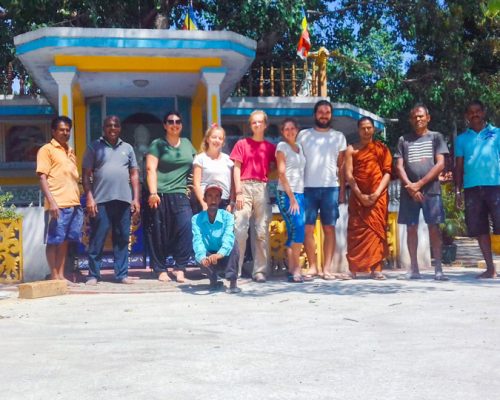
left=347, top=141, right=392, bottom=273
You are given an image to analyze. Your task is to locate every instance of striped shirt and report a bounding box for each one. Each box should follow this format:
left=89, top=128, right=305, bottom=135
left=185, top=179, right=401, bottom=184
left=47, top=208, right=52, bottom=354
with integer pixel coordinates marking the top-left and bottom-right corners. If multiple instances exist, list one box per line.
left=394, top=131, right=449, bottom=195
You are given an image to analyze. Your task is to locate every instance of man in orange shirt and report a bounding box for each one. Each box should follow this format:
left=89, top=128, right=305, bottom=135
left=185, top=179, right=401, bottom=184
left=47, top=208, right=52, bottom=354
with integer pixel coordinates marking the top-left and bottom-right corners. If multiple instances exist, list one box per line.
left=36, top=116, right=83, bottom=284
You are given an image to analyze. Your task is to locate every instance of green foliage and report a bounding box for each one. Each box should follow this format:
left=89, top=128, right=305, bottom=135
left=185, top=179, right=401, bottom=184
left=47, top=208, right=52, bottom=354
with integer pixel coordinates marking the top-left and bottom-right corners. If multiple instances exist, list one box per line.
left=440, top=183, right=466, bottom=245
left=0, top=191, right=21, bottom=220
left=0, top=0, right=498, bottom=150
left=319, top=0, right=498, bottom=148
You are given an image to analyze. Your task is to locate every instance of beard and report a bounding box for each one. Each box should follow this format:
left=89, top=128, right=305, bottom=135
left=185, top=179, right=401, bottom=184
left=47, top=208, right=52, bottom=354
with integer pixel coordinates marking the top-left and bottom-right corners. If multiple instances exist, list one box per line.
left=315, top=117, right=332, bottom=129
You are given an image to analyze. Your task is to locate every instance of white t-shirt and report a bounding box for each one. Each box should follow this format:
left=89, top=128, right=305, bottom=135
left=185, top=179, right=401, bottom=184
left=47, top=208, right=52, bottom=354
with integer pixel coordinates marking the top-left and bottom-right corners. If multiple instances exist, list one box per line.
left=297, top=128, right=347, bottom=187
left=276, top=141, right=306, bottom=193
left=192, top=152, right=234, bottom=199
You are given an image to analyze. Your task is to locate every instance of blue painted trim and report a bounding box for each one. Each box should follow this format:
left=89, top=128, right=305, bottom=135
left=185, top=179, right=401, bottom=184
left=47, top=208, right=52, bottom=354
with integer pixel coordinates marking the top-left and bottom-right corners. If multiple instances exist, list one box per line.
left=201, top=67, right=227, bottom=74
left=222, top=107, right=385, bottom=129
left=0, top=105, right=55, bottom=116
left=222, top=108, right=312, bottom=117
left=17, top=37, right=255, bottom=58
left=48, top=66, right=77, bottom=73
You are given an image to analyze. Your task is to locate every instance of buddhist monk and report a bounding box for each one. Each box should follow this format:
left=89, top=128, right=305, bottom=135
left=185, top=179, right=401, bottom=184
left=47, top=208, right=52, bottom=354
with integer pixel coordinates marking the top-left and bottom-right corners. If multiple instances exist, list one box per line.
left=345, top=117, right=392, bottom=279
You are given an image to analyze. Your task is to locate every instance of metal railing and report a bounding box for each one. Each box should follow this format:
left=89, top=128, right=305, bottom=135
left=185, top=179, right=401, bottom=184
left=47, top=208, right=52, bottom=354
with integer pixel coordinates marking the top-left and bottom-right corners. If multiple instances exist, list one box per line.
left=1, top=62, right=40, bottom=97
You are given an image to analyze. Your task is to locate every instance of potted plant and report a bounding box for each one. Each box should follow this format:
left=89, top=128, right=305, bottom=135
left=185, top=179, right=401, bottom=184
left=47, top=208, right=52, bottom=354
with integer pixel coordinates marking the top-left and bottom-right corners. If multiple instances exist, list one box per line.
left=0, top=191, right=23, bottom=283
left=440, top=183, right=466, bottom=264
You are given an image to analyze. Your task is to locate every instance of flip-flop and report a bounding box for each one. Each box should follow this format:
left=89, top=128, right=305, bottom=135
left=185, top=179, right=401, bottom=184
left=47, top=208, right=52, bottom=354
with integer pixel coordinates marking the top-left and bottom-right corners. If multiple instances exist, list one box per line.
left=323, top=273, right=336, bottom=281
left=371, top=272, right=387, bottom=280
left=336, top=273, right=354, bottom=280
left=287, top=274, right=304, bottom=283
left=434, top=273, right=449, bottom=281
left=397, top=273, right=422, bottom=280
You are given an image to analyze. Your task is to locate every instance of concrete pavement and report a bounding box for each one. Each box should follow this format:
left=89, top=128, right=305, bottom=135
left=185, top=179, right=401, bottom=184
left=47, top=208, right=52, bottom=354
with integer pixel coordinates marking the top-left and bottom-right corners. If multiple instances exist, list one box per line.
left=1, top=266, right=499, bottom=400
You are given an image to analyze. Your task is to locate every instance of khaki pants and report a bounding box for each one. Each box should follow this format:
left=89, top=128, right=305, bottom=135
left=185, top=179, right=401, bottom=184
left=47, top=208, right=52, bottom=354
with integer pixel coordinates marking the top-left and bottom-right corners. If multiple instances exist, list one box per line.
left=234, top=181, right=271, bottom=278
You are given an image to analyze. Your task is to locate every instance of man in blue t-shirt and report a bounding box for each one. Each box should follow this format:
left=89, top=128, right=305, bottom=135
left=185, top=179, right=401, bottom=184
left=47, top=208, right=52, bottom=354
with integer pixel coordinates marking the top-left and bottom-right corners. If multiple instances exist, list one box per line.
left=82, top=115, right=141, bottom=284
left=192, top=185, right=241, bottom=293
left=395, top=104, right=449, bottom=280
left=455, top=100, right=500, bottom=279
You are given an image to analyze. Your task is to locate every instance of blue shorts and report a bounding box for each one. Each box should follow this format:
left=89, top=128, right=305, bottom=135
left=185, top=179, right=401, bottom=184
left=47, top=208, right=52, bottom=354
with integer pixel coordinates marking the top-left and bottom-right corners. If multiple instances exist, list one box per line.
left=276, top=191, right=305, bottom=246
left=44, top=206, right=83, bottom=245
left=398, top=191, right=445, bottom=225
left=304, top=187, right=339, bottom=226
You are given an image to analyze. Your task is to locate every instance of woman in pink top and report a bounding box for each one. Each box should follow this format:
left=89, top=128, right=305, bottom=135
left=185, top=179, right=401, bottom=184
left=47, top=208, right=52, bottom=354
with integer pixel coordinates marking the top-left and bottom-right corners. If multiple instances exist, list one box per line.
left=230, top=110, right=276, bottom=282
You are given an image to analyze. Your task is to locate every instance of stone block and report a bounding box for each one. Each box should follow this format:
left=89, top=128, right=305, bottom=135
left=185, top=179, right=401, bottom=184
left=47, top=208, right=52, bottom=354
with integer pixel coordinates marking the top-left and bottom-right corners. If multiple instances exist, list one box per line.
left=18, top=280, right=67, bottom=299
left=477, top=260, right=500, bottom=269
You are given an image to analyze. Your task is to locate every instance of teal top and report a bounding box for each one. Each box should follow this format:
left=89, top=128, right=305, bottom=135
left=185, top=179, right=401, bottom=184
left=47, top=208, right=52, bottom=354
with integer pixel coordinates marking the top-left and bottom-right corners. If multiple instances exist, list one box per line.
left=191, top=209, right=235, bottom=263
left=455, top=124, right=500, bottom=188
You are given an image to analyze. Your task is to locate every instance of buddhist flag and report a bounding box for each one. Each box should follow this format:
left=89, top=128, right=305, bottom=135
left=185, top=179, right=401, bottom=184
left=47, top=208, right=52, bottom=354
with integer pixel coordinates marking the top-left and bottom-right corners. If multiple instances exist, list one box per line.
left=182, top=6, right=198, bottom=30
left=296, top=9, right=311, bottom=60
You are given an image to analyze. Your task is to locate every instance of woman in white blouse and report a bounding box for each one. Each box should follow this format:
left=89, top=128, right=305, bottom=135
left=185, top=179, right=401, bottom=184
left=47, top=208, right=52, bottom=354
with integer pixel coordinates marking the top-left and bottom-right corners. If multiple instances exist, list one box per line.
left=192, top=125, right=234, bottom=211
left=276, top=118, right=308, bottom=282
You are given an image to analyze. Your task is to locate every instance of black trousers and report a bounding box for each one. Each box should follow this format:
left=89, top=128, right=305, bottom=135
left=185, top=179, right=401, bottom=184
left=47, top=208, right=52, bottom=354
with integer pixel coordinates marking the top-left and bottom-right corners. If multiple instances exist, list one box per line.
left=144, top=193, right=194, bottom=272
left=199, top=242, right=239, bottom=282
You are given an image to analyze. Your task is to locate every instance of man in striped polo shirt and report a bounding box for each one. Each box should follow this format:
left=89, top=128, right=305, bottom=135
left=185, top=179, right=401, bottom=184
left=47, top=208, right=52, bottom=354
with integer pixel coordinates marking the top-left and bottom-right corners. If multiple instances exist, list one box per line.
left=394, top=104, right=449, bottom=280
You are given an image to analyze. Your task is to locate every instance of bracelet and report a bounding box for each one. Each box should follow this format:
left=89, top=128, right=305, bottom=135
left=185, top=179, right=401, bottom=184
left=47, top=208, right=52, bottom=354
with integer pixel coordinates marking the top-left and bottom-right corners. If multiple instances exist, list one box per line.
left=236, top=192, right=243, bottom=196
left=149, top=193, right=158, bottom=196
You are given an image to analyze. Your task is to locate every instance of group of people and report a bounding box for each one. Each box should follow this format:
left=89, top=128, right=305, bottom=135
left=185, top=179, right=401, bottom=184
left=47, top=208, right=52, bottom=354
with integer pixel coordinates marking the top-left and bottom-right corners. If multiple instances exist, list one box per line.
left=36, top=99, right=499, bottom=292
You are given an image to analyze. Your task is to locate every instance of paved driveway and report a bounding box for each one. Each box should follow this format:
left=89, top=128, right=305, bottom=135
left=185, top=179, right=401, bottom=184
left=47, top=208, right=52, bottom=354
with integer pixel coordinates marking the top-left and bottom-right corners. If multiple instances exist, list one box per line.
left=1, top=267, right=499, bottom=400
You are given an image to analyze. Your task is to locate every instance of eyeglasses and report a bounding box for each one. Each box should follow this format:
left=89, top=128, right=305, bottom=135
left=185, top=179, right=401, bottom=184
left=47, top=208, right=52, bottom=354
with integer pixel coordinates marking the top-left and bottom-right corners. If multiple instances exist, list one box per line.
left=166, top=119, right=182, bottom=125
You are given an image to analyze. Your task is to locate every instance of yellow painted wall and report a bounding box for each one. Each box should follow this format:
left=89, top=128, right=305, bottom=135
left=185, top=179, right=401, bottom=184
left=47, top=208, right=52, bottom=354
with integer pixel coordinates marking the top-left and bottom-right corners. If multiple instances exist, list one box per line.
left=55, top=55, right=222, bottom=73
left=0, top=177, right=38, bottom=185
left=191, top=83, right=207, bottom=150
left=72, top=83, right=86, bottom=169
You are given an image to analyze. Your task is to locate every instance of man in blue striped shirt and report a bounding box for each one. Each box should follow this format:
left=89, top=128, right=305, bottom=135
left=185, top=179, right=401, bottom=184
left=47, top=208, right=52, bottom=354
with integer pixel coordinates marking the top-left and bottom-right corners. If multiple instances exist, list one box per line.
left=192, top=185, right=240, bottom=293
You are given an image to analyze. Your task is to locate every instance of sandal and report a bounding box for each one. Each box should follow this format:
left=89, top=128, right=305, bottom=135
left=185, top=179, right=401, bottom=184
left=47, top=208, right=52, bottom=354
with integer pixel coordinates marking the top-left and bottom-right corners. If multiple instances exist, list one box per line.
left=287, top=274, right=304, bottom=283
left=323, top=273, right=336, bottom=281
left=434, top=272, right=449, bottom=281
left=371, top=272, right=387, bottom=280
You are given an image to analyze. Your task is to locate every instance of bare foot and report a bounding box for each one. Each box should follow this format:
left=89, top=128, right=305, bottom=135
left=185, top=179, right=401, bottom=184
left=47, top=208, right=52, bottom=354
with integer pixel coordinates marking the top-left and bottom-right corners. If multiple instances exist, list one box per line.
left=175, top=270, right=185, bottom=283
left=158, top=271, right=171, bottom=282
left=476, top=271, right=498, bottom=279
left=119, top=277, right=135, bottom=284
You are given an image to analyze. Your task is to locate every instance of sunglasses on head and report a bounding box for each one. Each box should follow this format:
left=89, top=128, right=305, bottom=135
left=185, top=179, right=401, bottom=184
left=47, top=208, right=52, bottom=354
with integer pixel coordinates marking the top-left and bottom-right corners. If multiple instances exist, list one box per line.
left=166, top=119, right=182, bottom=125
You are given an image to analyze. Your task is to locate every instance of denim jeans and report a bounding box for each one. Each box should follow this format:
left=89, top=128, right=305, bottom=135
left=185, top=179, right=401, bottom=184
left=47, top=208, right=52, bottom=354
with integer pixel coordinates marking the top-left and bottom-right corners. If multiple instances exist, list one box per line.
left=87, top=200, right=131, bottom=281
left=148, top=193, right=194, bottom=272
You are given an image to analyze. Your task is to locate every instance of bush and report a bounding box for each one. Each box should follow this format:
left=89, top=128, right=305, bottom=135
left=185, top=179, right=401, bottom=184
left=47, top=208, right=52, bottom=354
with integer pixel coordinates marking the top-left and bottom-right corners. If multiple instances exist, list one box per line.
left=0, top=192, right=21, bottom=219
left=440, top=183, right=466, bottom=245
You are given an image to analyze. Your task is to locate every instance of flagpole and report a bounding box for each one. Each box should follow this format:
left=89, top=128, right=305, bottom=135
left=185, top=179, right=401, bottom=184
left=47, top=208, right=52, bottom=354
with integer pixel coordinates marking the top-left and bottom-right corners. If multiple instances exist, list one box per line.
left=189, top=0, right=193, bottom=30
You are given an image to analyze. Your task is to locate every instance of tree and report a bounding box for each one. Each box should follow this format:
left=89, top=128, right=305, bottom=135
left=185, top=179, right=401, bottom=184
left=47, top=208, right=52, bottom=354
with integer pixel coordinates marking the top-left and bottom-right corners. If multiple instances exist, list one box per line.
left=317, top=0, right=498, bottom=148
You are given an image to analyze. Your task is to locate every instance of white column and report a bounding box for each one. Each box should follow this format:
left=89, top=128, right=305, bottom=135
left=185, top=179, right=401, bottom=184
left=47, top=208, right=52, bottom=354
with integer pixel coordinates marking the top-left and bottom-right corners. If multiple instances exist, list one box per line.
left=49, top=66, right=77, bottom=147
left=201, top=67, right=227, bottom=128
